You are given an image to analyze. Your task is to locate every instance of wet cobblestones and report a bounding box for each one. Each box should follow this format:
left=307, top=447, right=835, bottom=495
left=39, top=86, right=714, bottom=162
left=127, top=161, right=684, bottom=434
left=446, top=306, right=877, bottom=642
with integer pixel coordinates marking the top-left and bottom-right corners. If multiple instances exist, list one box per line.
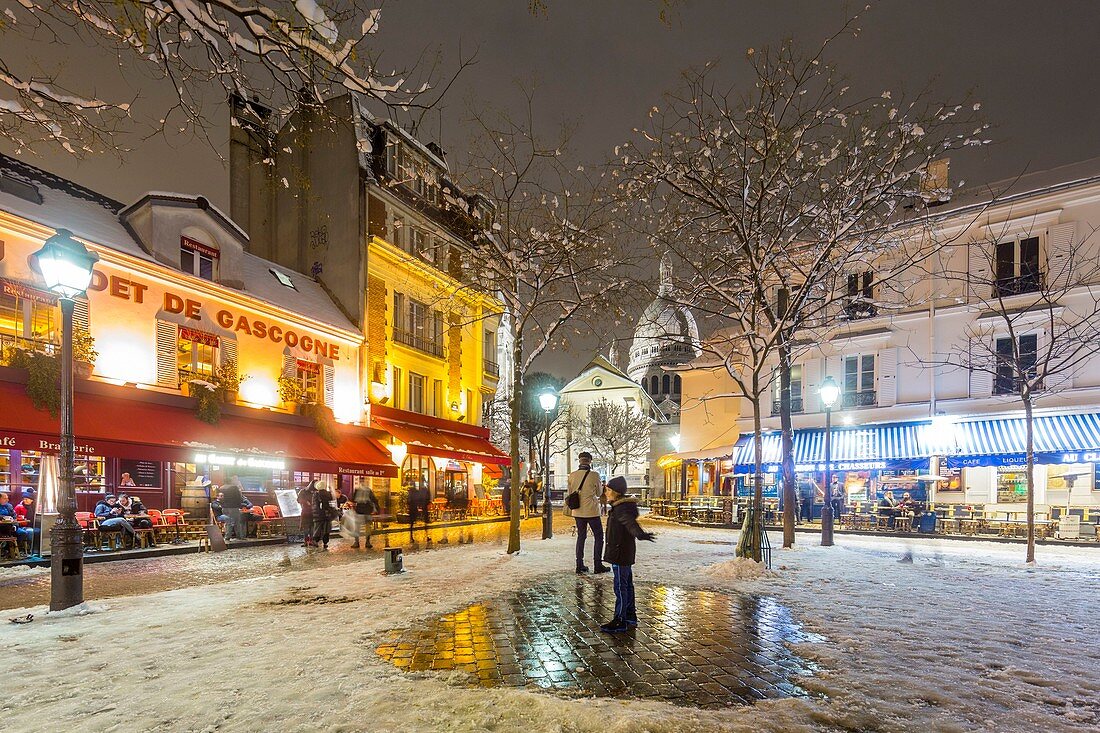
left=377, top=576, right=823, bottom=708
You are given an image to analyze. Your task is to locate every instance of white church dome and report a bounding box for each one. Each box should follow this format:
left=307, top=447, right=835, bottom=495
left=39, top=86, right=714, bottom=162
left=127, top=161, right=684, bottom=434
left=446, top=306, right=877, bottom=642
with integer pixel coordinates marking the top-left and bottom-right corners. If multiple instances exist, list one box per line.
left=626, top=254, right=701, bottom=399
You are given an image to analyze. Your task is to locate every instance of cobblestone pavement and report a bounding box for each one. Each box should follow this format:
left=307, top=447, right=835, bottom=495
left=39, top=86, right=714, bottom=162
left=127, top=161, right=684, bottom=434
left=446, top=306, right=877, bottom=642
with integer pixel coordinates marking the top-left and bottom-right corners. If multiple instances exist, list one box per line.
left=376, top=576, right=824, bottom=708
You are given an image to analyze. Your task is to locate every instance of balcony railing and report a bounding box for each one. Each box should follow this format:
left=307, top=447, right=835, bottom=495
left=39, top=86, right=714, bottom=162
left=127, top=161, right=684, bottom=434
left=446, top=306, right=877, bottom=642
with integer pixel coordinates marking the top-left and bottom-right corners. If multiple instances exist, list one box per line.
left=0, top=332, right=58, bottom=358
left=842, top=298, right=878, bottom=320
left=993, top=273, right=1043, bottom=297
left=393, top=328, right=444, bottom=358
left=771, top=397, right=804, bottom=415
left=842, top=390, right=877, bottom=408
left=483, top=358, right=499, bottom=377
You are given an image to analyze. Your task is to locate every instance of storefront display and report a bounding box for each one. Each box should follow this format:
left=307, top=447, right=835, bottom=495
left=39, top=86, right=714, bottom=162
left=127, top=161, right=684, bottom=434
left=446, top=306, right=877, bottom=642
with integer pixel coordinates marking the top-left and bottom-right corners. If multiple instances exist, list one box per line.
left=996, top=467, right=1028, bottom=503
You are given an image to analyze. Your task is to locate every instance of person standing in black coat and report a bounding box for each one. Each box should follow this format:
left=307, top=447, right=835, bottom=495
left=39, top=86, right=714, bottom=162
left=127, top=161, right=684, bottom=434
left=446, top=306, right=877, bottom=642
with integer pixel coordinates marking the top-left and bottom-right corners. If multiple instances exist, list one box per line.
left=312, top=481, right=335, bottom=549
left=220, top=480, right=247, bottom=542
left=600, top=476, right=655, bottom=634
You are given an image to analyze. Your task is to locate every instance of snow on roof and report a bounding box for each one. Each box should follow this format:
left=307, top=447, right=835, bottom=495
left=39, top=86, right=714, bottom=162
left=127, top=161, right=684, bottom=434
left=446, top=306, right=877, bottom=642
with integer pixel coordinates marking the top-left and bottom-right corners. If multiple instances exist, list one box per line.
left=236, top=253, right=357, bottom=335
left=0, top=154, right=151, bottom=262
left=0, top=153, right=358, bottom=336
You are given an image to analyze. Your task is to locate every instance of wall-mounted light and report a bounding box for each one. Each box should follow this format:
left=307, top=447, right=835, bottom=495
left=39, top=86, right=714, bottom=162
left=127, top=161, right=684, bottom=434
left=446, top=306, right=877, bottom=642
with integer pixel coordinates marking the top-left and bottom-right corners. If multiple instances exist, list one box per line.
left=388, top=441, right=408, bottom=466
left=370, top=380, right=391, bottom=403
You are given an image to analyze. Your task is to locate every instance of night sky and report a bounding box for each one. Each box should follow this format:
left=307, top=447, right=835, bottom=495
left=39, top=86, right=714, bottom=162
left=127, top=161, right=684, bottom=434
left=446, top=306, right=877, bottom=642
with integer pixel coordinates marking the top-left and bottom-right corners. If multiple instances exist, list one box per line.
left=4, top=0, right=1100, bottom=373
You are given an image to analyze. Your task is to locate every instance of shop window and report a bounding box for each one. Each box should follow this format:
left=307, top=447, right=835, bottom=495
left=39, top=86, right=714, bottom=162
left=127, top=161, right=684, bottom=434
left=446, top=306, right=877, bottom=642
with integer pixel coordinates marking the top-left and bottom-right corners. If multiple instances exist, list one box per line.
left=180, top=237, right=219, bottom=282
left=409, top=372, right=426, bottom=413
left=996, top=466, right=1029, bottom=503
left=994, top=334, right=1038, bottom=395
left=843, top=355, right=876, bottom=407
left=295, top=359, right=322, bottom=403
left=176, top=327, right=219, bottom=385
left=401, top=455, right=431, bottom=494
left=0, top=282, right=60, bottom=353
left=994, top=236, right=1041, bottom=296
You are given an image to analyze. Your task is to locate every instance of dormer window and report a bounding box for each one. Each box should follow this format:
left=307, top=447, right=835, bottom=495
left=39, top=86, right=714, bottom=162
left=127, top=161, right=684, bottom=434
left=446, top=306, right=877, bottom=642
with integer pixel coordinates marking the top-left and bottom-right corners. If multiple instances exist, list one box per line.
left=181, top=237, right=219, bottom=281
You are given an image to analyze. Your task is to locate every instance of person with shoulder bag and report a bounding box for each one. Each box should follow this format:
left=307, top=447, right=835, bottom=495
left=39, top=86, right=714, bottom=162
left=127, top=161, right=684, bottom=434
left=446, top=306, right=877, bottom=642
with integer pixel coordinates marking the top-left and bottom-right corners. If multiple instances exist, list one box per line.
left=566, top=452, right=609, bottom=574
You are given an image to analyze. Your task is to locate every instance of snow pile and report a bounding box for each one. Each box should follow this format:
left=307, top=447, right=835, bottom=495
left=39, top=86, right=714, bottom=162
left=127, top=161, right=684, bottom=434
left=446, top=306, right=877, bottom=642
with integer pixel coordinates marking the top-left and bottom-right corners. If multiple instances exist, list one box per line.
left=0, top=564, right=48, bottom=581
left=701, top=556, right=773, bottom=581
left=45, top=601, right=109, bottom=618
left=2, top=522, right=1098, bottom=732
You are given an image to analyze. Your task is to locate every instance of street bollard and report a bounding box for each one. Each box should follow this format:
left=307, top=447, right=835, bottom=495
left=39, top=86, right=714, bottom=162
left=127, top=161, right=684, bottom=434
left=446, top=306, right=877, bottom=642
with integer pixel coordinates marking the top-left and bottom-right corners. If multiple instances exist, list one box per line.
left=384, top=546, right=404, bottom=574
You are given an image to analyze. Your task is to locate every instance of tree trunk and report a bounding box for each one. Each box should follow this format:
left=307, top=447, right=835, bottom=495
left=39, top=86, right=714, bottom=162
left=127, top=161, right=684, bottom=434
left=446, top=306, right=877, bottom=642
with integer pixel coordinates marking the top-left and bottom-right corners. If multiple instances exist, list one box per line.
left=779, top=342, right=796, bottom=548
left=507, top=326, right=523, bottom=555
left=752, top=402, right=764, bottom=563
left=1023, top=394, right=1036, bottom=564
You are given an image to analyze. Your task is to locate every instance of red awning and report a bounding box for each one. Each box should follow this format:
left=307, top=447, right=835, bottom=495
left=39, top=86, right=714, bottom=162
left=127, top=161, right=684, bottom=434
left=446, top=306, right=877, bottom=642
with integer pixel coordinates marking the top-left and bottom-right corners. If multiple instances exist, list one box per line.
left=371, top=404, right=510, bottom=466
left=0, top=380, right=397, bottom=477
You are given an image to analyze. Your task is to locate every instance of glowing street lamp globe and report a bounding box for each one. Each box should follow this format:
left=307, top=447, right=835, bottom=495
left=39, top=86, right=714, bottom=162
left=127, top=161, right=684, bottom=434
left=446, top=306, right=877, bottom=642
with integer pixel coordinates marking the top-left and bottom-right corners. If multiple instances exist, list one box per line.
left=819, top=376, right=841, bottom=410
left=539, top=391, right=559, bottom=413
left=34, top=229, right=99, bottom=298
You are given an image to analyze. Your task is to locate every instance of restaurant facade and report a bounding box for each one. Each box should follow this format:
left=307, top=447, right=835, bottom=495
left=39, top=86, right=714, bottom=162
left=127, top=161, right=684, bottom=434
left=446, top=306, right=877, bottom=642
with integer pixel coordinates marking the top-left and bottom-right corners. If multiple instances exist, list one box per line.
left=0, top=154, right=396, bottom=517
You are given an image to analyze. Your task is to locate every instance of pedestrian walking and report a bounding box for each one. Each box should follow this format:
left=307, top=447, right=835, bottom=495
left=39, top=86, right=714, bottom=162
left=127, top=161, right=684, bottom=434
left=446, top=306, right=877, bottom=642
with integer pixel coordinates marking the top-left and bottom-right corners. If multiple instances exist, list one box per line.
left=312, top=480, right=335, bottom=549
left=566, top=451, right=608, bottom=574
left=297, top=480, right=318, bottom=547
left=220, top=479, right=247, bottom=542
left=600, top=476, right=656, bottom=634
left=346, top=480, right=380, bottom=549
left=407, top=483, right=431, bottom=540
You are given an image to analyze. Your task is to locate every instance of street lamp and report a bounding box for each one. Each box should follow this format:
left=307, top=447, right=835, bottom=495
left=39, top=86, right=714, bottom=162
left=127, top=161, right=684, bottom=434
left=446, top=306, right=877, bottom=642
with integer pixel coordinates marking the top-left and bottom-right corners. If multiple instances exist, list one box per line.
left=818, top=375, right=841, bottom=547
left=34, top=229, right=99, bottom=611
left=538, top=390, right=559, bottom=539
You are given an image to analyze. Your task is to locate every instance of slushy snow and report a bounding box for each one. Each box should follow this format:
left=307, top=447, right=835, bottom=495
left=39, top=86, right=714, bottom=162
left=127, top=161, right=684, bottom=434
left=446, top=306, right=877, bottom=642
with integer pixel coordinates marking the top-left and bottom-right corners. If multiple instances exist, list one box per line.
left=3, top=524, right=1098, bottom=732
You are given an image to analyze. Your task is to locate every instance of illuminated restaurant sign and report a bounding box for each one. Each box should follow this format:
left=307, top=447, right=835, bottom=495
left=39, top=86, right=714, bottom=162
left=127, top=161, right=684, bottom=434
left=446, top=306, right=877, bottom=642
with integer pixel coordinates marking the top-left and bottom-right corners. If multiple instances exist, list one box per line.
left=193, top=452, right=287, bottom=470
left=87, top=269, right=341, bottom=358
left=336, top=465, right=393, bottom=477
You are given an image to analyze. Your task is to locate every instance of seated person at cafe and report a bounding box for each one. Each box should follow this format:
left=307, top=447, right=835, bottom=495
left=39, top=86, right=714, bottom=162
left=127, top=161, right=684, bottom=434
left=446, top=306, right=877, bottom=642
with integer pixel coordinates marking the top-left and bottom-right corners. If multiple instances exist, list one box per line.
left=14, top=491, right=37, bottom=555
left=877, top=490, right=899, bottom=527
left=117, top=493, right=153, bottom=529
left=0, top=493, right=18, bottom=551
left=94, top=494, right=138, bottom=542
left=896, top=491, right=917, bottom=514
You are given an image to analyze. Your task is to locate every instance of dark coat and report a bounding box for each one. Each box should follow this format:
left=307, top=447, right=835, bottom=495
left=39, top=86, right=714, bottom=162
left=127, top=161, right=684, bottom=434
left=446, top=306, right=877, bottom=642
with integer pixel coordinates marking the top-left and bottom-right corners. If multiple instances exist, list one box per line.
left=220, top=485, right=245, bottom=509
left=313, top=488, right=335, bottom=520
left=297, top=487, right=316, bottom=518
left=603, top=497, right=654, bottom=567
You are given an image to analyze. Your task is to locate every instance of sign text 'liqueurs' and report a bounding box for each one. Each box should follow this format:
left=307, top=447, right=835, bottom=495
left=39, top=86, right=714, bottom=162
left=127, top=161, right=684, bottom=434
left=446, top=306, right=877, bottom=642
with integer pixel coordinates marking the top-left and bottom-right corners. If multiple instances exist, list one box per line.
left=89, top=269, right=339, bottom=358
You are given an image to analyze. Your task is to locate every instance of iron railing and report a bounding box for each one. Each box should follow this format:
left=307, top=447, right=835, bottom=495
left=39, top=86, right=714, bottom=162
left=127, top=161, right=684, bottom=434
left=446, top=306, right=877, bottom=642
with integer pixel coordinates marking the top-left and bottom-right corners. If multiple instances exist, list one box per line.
left=394, top=328, right=444, bottom=358
left=483, top=358, right=499, bottom=377
left=842, top=390, right=877, bottom=408
left=771, top=397, right=804, bottom=415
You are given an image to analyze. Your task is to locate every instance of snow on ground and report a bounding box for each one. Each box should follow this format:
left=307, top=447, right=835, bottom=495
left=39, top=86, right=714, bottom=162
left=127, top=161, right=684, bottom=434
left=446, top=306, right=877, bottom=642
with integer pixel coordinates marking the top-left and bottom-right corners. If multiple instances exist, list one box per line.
left=3, top=523, right=1098, bottom=732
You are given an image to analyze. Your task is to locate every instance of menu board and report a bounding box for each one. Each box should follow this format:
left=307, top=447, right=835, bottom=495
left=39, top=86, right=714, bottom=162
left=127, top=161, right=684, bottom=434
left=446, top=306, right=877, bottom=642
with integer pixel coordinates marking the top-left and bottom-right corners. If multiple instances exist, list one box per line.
left=275, top=489, right=302, bottom=518
left=119, top=459, right=162, bottom=488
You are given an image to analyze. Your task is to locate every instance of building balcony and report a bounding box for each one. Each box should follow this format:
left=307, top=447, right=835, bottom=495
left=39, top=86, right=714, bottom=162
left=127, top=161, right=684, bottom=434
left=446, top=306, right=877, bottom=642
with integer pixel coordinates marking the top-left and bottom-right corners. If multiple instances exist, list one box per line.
left=841, top=390, right=877, bottom=408
left=993, top=273, right=1043, bottom=297
left=770, top=397, right=804, bottom=415
left=393, top=328, right=444, bottom=358
left=842, top=298, right=878, bottom=320
left=483, top=358, right=499, bottom=377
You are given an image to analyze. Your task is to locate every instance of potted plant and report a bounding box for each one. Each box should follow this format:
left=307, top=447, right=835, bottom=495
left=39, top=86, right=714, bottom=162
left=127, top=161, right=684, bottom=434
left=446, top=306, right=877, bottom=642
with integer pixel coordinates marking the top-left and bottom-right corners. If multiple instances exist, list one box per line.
left=73, top=328, right=97, bottom=379
left=4, top=347, right=62, bottom=416
left=214, top=361, right=247, bottom=404
left=277, top=373, right=305, bottom=409
left=188, top=378, right=221, bottom=424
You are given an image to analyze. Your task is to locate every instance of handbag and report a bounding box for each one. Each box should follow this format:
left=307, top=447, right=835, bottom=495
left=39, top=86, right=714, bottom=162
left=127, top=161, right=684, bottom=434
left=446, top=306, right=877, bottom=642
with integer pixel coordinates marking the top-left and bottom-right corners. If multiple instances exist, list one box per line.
left=565, top=469, right=590, bottom=511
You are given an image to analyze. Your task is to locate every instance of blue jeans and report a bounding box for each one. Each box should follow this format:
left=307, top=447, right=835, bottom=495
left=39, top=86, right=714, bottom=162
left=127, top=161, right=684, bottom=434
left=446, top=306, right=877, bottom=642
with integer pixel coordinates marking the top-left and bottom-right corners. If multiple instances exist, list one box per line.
left=574, top=516, right=603, bottom=568
left=612, top=564, right=636, bottom=622
left=99, top=517, right=136, bottom=537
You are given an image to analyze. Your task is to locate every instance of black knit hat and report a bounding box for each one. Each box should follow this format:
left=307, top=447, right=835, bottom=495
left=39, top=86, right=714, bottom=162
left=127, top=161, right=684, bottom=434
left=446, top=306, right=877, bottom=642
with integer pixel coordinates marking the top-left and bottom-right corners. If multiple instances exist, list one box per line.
left=606, top=476, right=628, bottom=495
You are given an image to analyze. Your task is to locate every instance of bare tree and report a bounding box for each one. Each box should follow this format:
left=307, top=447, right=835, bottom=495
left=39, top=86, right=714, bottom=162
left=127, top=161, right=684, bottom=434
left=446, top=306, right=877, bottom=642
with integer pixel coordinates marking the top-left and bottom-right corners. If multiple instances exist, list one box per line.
left=1, top=1, right=463, bottom=155
left=617, top=19, right=988, bottom=559
left=937, top=218, right=1100, bottom=563
left=571, top=398, right=653, bottom=477
left=454, top=86, right=624, bottom=554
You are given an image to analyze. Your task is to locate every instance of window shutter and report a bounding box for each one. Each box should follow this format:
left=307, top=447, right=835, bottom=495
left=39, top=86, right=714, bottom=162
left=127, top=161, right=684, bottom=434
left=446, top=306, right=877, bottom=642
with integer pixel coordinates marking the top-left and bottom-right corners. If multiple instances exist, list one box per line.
left=968, top=241, right=991, bottom=301
left=220, top=338, right=238, bottom=371
left=323, top=364, right=335, bottom=409
left=825, top=355, right=844, bottom=385
left=803, top=358, right=821, bottom=413
left=155, top=320, right=178, bottom=387
left=72, top=298, right=90, bottom=333
left=969, top=339, right=993, bottom=398
left=282, top=354, right=296, bottom=379
left=1046, top=222, right=1076, bottom=291
left=877, top=347, right=897, bottom=407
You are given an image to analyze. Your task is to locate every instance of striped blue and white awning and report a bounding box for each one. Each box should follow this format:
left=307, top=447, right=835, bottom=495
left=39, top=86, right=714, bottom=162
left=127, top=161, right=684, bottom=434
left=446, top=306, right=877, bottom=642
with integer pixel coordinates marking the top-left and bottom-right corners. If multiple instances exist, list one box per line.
left=730, top=420, right=934, bottom=472
left=723, top=412, right=1100, bottom=472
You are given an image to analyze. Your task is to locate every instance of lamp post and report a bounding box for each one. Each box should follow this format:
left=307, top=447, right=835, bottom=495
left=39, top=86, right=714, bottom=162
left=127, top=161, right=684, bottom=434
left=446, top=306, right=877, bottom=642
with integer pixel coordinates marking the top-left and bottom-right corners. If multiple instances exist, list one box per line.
left=538, top=391, right=559, bottom=539
left=818, top=375, right=841, bottom=547
left=34, top=229, right=99, bottom=611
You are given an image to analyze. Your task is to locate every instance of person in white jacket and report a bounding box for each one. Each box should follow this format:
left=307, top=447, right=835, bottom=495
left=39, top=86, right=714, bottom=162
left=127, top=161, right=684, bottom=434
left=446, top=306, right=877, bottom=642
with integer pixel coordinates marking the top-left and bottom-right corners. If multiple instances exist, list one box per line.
left=567, top=452, right=609, bottom=574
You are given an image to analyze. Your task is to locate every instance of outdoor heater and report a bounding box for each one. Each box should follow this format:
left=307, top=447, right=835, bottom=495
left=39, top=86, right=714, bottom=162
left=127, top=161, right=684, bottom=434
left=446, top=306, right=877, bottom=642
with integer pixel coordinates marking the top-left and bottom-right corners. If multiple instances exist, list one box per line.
left=819, top=375, right=841, bottom=547
left=538, top=390, right=559, bottom=539
left=33, top=228, right=99, bottom=611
